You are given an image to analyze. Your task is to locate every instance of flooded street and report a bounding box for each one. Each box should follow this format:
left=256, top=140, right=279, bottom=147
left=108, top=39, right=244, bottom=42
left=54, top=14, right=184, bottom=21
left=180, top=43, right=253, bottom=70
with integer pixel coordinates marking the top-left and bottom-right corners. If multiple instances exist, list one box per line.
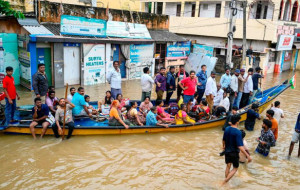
left=1, top=71, right=300, bottom=189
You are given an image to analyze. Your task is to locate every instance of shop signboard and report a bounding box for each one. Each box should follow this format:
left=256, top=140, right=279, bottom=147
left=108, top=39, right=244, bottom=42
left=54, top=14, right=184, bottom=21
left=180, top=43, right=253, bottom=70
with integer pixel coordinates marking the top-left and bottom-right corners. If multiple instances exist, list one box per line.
left=106, top=21, right=151, bottom=39
left=0, top=47, right=4, bottom=86
left=129, top=44, right=154, bottom=79
left=19, top=48, right=31, bottom=89
left=193, top=44, right=214, bottom=56
left=166, top=41, right=191, bottom=59
left=60, top=15, right=107, bottom=37
left=83, top=44, right=106, bottom=85
left=276, top=35, right=294, bottom=51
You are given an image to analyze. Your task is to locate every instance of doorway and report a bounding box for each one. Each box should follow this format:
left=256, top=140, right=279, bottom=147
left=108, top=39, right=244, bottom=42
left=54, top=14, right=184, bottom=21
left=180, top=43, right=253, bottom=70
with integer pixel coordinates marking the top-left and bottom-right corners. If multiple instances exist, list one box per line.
left=63, top=46, right=80, bottom=85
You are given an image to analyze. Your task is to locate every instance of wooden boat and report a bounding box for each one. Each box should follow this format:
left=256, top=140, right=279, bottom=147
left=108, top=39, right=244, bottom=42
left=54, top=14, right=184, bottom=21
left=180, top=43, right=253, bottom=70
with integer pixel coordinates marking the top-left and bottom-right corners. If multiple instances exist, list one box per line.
left=0, top=81, right=290, bottom=135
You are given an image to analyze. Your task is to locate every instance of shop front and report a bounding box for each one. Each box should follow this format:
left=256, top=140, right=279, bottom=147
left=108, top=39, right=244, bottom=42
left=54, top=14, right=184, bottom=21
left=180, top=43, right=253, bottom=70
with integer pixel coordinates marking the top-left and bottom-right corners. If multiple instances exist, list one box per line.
left=275, top=35, right=294, bottom=73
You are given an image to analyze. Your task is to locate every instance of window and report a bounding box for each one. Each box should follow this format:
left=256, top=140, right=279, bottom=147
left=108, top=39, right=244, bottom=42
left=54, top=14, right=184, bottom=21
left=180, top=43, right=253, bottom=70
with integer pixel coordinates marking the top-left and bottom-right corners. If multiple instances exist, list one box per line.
left=215, top=4, right=221, bottom=18
left=192, top=4, right=196, bottom=17
left=176, top=4, right=181, bottom=16
left=263, top=6, right=268, bottom=19
left=256, top=3, right=262, bottom=19
left=157, top=2, right=163, bottom=14
left=203, top=4, right=208, bottom=10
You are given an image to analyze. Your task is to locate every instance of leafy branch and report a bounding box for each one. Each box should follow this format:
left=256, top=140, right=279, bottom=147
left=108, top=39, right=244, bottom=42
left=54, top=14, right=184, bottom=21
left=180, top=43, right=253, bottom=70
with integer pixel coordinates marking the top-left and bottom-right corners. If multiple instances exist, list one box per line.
left=0, top=0, right=25, bottom=19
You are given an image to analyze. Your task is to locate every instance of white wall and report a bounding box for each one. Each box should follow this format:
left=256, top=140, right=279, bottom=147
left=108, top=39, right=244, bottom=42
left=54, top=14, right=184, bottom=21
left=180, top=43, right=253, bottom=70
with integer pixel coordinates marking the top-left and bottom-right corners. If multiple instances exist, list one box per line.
left=199, top=2, right=221, bottom=18
left=224, top=1, right=243, bottom=19
left=183, top=3, right=193, bottom=17
left=165, top=2, right=178, bottom=16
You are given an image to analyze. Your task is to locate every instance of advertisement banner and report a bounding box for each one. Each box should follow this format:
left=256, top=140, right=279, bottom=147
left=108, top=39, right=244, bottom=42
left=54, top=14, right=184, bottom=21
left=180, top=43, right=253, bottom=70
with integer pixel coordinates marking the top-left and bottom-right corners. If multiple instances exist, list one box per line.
left=193, top=44, right=214, bottom=56
left=276, top=35, right=294, bottom=51
left=60, top=15, right=107, bottom=37
left=129, top=44, right=154, bottom=79
left=0, top=48, right=4, bottom=86
left=83, top=44, right=106, bottom=85
left=19, top=48, right=31, bottom=89
left=166, top=41, right=191, bottom=59
left=106, top=21, right=151, bottom=39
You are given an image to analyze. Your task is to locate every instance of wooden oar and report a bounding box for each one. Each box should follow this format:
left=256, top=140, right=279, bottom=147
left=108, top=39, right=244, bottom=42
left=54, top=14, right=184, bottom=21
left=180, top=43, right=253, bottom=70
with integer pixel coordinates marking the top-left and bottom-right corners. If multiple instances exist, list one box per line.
left=62, top=83, right=69, bottom=140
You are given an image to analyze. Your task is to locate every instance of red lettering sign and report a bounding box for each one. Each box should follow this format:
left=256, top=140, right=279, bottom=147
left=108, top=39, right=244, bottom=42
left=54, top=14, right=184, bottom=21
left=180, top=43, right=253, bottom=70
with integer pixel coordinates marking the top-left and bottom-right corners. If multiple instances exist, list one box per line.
left=283, top=37, right=291, bottom=46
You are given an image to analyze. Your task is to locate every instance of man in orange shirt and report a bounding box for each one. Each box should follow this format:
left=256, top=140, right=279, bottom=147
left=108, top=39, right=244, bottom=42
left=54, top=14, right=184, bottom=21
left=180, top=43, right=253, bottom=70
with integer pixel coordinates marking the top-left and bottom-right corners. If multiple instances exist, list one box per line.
left=3, top=67, right=20, bottom=126
left=266, top=109, right=278, bottom=141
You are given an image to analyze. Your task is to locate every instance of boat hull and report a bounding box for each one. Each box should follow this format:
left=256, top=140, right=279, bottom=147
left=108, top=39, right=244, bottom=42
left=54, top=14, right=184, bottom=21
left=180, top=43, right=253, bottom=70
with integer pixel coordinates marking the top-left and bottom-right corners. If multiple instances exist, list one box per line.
left=3, top=100, right=273, bottom=135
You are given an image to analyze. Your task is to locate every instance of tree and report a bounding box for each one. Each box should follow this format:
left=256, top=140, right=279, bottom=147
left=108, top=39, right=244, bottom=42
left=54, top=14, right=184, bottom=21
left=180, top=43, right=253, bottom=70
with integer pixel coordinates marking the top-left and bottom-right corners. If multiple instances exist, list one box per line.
left=0, top=0, right=25, bottom=19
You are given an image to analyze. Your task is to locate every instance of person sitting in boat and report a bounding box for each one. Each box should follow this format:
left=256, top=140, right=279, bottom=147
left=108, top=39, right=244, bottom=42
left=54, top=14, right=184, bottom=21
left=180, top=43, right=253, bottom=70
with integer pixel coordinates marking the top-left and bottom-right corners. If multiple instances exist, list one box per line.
left=67, top=87, right=76, bottom=102
left=98, top=91, right=114, bottom=110
left=72, top=87, right=93, bottom=118
left=244, top=103, right=261, bottom=131
left=29, top=97, right=51, bottom=139
left=195, top=100, right=210, bottom=121
left=109, top=100, right=130, bottom=129
left=84, top=95, right=98, bottom=115
left=146, top=106, right=169, bottom=128
left=139, top=96, right=153, bottom=116
left=52, top=98, right=75, bottom=139
left=127, top=101, right=145, bottom=126
left=45, top=90, right=58, bottom=115
left=116, top=94, right=127, bottom=113
left=156, top=100, right=175, bottom=123
left=175, top=104, right=196, bottom=125
left=214, top=92, right=230, bottom=118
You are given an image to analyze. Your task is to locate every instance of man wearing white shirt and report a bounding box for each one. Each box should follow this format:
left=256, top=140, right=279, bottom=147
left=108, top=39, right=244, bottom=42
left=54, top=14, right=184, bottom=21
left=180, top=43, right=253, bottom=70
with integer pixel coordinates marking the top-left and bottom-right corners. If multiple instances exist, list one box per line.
left=240, top=68, right=253, bottom=108
left=229, top=69, right=239, bottom=110
left=141, top=67, right=154, bottom=101
left=107, top=61, right=122, bottom=99
left=219, top=92, right=230, bottom=112
left=271, top=101, right=284, bottom=123
left=205, top=71, right=217, bottom=114
left=214, top=83, right=224, bottom=107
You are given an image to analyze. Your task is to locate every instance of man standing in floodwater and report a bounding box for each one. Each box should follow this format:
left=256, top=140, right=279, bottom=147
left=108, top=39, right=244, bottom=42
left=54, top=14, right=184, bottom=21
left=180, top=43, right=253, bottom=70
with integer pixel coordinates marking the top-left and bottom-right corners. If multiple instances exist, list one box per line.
left=288, top=113, right=300, bottom=158
left=222, top=115, right=252, bottom=185
left=107, top=61, right=122, bottom=99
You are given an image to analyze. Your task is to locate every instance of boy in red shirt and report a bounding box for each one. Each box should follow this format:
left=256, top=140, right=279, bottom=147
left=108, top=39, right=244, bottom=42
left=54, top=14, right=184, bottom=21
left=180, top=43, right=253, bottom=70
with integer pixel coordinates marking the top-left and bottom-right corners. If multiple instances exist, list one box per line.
left=3, top=67, right=20, bottom=125
left=178, top=70, right=197, bottom=104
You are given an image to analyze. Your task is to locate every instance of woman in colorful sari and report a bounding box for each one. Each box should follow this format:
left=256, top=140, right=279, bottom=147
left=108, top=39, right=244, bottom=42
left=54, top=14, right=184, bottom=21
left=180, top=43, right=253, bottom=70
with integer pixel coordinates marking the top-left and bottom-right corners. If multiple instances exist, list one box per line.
left=176, top=104, right=195, bottom=125
left=109, top=100, right=130, bottom=128
left=127, top=101, right=145, bottom=126
left=116, top=94, right=127, bottom=112
left=139, top=96, right=153, bottom=116
left=156, top=100, right=174, bottom=123
left=195, top=100, right=210, bottom=121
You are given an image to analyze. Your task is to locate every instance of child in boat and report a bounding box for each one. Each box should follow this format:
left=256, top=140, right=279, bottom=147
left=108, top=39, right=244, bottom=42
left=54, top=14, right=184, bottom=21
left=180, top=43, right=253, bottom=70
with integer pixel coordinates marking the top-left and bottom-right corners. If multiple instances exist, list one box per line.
left=126, top=101, right=145, bottom=126
left=98, top=91, right=114, bottom=110
left=116, top=94, right=127, bottom=112
left=84, top=95, right=98, bottom=115
left=175, top=104, right=195, bottom=125
left=139, top=96, right=153, bottom=116
left=156, top=100, right=175, bottom=123
left=244, top=103, right=261, bottom=131
left=146, top=106, right=169, bottom=128
left=195, top=100, right=210, bottom=121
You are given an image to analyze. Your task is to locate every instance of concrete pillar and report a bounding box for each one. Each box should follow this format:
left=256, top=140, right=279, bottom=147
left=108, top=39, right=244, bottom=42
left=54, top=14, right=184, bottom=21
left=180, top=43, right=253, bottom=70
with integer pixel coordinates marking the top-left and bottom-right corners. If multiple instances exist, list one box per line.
left=295, top=5, right=300, bottom=21
left=162, top=2, right=166, bottom=15
left=220, top=1, right=226, bottom=18
left=180, top=1, right=185, bottom=17
left=151, top=2, right=154, bottom=13
left=280, top=1, right=286, bottom=20
left=195, top=1, right=200, bottom=17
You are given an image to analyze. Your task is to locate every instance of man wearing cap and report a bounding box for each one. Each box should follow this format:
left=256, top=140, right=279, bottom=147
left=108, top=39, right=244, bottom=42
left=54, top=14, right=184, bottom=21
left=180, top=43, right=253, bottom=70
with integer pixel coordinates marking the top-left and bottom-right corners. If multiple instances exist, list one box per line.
left=229, top=69, right=239, bottom=110
left=233, top=69, right=249, bottom=109
left=249, top=67, right=264, bottom=103
left=205, top=71, right=217, bottom=114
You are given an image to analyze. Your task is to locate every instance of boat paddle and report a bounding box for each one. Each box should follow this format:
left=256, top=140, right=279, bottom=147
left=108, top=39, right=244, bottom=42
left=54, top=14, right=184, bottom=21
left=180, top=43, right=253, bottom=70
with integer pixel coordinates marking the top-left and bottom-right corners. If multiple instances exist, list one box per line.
left=62, top=83, right=69, bottom=140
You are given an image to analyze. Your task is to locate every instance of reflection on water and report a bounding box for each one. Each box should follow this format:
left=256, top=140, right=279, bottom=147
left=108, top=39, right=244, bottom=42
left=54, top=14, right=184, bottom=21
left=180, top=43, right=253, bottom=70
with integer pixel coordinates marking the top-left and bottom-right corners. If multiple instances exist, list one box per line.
left=1, top=71, right=300, bottom=189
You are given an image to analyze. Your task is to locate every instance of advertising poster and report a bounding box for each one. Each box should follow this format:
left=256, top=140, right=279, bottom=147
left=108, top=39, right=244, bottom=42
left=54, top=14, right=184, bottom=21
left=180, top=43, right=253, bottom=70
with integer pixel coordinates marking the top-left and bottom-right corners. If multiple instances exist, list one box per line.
left=61, top=15, right=107, bottom=37
left=129, top=44, right=154, bottom=79
left=193, top=44, right=214, bottom=56
left=106, top=21, right=151, bottom=39
left=276, top=35, right=294, bottom=51
left=166, top=41, right=191, bottom=59
left=83, top=44, right=106, bottom=85
left=19, top=48, right=31, bottom=89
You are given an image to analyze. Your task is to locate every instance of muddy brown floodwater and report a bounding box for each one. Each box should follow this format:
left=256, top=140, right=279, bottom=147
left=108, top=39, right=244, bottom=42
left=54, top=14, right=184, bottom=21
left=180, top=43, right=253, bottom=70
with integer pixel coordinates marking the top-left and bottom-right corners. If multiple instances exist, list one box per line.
left=1, top=71, right=300, bottom=189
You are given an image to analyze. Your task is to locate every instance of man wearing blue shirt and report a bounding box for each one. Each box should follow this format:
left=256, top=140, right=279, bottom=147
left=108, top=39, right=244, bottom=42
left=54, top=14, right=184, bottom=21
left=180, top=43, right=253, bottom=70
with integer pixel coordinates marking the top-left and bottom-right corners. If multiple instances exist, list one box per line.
left=220, top=68, right=232, bottom=90
left=196, top=65, right=207, bottom=104
left=72, top=87, right=92, bottom=117
left=288, top=113, right=300, bottom=158
left=222, top=115, right=252, bottom=185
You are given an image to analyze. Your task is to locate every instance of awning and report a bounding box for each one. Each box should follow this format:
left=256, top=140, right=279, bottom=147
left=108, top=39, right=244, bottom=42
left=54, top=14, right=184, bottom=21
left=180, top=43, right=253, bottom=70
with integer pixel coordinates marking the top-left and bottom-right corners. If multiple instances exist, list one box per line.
left=17, top=18, right=40, bottom=26
left=37, top=23, right=153, bottom=44
left=149, top=30, right=187, bottom=43
left=23, top=25, right=54, bottom=36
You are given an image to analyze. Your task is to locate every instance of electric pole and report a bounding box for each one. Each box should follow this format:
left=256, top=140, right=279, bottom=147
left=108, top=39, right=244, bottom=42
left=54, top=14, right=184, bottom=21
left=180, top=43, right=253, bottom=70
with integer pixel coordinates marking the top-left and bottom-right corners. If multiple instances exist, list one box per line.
left=226, top=0, right=237, bottom=68
left=242, top=1, right=247, bottom=66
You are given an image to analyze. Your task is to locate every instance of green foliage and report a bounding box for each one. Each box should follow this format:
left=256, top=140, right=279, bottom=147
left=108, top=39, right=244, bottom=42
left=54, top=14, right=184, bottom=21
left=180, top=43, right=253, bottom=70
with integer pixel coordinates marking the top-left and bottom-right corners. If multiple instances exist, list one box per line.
left=0, top=0, right=25, bottom=19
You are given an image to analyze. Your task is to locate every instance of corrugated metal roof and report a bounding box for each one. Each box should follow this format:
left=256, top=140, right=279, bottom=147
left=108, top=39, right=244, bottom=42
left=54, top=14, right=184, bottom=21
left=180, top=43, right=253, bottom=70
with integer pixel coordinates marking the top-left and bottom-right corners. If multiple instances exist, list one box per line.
left=23, top=25, right=54, bottom=35
left=149, top=30, right=187, bottom=42
left=17, top=18, right=40, bottom=26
